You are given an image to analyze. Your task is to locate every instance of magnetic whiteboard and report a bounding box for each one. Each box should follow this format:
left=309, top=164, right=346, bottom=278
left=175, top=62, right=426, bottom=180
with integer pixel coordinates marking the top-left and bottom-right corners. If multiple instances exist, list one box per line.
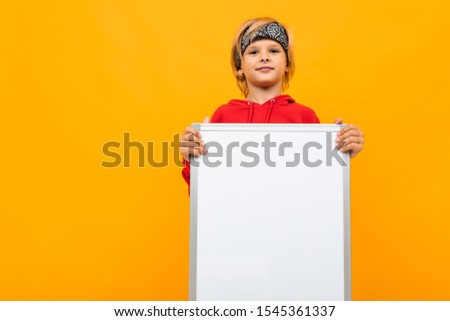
left=189, top=124, right=351, bottom=301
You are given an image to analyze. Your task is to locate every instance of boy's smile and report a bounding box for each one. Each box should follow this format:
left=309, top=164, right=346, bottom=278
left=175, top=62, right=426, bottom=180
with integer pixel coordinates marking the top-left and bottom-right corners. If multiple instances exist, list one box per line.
left=256, top=66, right=274, bottom=71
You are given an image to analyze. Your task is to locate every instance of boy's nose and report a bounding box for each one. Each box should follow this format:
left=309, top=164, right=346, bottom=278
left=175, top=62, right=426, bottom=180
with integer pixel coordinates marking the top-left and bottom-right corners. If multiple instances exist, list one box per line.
left=260, top=53, right=270, bottom=61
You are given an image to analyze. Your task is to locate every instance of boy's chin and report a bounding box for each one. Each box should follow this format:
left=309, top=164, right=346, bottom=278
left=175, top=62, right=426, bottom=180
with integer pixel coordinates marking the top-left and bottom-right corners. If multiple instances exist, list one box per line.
left=250, top=80, right=283, bottom=88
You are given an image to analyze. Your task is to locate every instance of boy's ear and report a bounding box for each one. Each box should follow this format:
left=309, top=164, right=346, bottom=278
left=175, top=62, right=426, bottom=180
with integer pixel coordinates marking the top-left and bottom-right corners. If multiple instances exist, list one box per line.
left=237, top=69, right=244, bottom=77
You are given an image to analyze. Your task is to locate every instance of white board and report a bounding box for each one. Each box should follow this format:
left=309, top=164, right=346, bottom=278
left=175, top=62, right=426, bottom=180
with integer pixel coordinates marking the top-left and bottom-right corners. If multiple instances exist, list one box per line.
left=189, top=124, right=351, bottom=300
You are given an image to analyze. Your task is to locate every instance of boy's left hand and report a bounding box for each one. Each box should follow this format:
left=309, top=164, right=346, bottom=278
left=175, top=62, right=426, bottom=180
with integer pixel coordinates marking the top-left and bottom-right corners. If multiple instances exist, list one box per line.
left=334, top=118, right=364, bottom=158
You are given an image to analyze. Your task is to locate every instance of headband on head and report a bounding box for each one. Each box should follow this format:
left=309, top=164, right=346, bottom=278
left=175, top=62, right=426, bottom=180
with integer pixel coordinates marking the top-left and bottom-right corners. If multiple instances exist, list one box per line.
left=240, top=22, right=289, bottom=54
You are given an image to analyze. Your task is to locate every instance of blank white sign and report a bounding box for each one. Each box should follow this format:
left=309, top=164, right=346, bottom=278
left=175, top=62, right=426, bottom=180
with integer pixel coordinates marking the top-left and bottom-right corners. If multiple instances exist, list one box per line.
left=189, top=124, right=350, bottom=301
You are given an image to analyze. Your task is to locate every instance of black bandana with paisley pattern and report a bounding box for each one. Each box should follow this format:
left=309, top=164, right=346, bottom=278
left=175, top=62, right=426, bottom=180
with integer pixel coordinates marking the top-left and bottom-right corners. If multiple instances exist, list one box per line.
left=240, top=22, right=289, bottom=54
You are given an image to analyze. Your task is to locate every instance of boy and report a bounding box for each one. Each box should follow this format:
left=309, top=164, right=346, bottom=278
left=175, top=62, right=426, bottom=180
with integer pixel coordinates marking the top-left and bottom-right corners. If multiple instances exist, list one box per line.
left=180, top=17, right=364, bottom=188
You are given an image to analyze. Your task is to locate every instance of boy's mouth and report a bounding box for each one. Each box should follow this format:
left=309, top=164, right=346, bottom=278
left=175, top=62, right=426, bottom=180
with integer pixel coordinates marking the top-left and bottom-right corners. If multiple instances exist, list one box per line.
left=256, top=67, right=274, bottom=71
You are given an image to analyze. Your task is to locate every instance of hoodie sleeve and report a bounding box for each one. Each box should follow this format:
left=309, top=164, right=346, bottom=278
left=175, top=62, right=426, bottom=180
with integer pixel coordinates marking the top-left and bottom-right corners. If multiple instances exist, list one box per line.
left=182, top=159, right=191, bottom=194
left=311, top=110, right=320, bottom=123
left=304, top=108, right=321, bottom=124
left=182, top=106, right=221, bottom=195
left=210, top=107, right=221, bottom=123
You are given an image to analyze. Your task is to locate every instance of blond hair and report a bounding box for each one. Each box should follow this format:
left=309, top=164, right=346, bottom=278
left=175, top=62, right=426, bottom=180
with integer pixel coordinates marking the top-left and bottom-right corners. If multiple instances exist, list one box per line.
left=231, top=17, right=295, bottom=97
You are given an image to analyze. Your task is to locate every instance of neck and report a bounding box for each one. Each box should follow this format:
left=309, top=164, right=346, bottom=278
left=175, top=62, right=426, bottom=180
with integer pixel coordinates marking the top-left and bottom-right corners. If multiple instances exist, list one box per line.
left=246, top=84, right=282, bottom=104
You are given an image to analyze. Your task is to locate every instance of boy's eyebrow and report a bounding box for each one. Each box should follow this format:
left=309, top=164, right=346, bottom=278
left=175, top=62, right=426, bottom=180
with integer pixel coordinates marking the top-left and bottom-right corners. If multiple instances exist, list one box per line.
left=246, top=42, right=282, bottom=51
left=246, top=44, right=259, bottom=50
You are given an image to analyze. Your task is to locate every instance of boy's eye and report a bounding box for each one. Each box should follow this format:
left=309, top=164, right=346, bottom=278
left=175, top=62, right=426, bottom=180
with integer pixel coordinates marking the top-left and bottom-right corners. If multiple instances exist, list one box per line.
left=270, top=49, right=280, bottom=53
left=248, top=50, right=258, bottom=55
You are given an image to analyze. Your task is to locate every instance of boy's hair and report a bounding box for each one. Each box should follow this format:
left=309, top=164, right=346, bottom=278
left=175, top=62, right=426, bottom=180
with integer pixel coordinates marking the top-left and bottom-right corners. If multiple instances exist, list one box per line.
left=231, top=17, right=295, bottom=97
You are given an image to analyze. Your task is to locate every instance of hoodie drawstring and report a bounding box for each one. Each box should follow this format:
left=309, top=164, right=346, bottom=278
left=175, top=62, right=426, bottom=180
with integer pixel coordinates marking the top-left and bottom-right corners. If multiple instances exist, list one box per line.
left=247, top=101, right=254, bottom=122
left=247, top=98, right=276, bottom=123
left=264, top=98, right=275, bottom=123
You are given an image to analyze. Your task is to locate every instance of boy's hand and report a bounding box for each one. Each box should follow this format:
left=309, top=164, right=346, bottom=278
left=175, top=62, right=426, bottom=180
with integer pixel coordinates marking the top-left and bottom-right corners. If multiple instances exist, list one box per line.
left=179, top=117, right=209, bottom=162
left=334, top=118, right=364, bottom=158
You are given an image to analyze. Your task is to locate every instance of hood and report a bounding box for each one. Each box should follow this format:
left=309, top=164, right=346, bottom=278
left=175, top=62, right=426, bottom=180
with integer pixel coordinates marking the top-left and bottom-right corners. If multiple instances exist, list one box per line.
left=226, top=95, right=296, bottom=123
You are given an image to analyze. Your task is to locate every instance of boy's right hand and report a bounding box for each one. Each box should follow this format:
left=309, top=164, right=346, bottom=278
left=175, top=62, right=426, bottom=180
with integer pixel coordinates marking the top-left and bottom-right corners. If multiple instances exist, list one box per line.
left=179, top=116, right=209, bottom=162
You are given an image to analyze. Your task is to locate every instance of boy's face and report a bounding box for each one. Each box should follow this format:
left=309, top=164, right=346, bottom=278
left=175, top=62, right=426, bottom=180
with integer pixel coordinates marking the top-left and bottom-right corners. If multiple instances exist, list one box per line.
left=239, top=39, right=289, bottom=91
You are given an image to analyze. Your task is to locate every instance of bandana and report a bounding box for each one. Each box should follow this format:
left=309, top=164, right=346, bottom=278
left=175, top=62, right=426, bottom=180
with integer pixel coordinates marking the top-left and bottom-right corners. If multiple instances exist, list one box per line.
left=240, top=22, right=289, bottom=54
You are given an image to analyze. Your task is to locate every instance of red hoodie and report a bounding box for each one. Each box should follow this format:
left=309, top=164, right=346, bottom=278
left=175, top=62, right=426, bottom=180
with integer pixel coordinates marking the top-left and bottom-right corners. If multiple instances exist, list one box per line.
left=181, top=95, right=320, bottom=188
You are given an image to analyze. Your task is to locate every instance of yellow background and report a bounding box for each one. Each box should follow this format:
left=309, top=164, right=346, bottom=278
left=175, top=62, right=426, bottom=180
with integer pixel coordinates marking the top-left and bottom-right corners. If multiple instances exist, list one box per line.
left=1, top=0, right=449, bottom=300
